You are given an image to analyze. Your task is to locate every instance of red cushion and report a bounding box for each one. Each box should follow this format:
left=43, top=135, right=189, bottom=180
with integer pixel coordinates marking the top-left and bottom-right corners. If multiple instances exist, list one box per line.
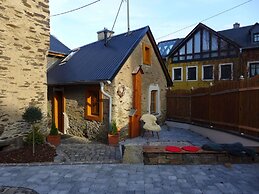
left=182, top=146, right=201, bottom=152
left=165, top=146, right=182, bottom=153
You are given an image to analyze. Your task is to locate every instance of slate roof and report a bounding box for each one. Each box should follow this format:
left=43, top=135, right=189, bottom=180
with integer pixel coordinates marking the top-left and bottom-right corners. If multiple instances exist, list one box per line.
left=49, top=35, right=70, bottom=54
left=48, top=26, right=173, bottom=86
left=219, top=23, right=259, bottom=49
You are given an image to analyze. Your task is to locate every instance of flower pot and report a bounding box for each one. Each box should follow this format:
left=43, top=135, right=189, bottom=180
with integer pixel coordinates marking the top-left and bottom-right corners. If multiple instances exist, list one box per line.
left=108, top=133, right=119, bottom=146
left=47, top=135, right=61, bottom=147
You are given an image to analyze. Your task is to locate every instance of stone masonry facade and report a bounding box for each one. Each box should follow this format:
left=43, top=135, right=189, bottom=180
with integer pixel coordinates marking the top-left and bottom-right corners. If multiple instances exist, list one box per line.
left=105, top=34, right=168, bottom=135
left=48, top=34, right=168, bottom=142
left=0, top=0, right=49, bottom=140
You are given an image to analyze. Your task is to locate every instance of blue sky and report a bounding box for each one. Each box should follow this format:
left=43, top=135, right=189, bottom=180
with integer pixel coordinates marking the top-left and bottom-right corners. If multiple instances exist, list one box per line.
left=49, top=0, right=259, bottom=49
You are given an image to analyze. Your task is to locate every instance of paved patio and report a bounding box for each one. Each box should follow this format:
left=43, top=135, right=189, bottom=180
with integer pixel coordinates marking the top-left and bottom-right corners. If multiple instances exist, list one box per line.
left=0, top=164, right=259, bottom=194
left=54, top=123, right=214, bottom=164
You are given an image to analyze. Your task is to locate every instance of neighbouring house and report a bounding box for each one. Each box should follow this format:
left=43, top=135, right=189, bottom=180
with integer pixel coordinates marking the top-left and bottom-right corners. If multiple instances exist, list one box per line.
left=0, top=0, right=49, bottom=143
left=48, top=35, right=70, bottom=69
left=47, top=26, right=173, bottom=142
left=164, top=22, right=259, bottom=90
left=157, top=38, right=183, bottom=66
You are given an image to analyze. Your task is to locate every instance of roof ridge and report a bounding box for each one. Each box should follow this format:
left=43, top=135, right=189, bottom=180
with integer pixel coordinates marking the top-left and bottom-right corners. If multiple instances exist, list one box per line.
left=78, top=26, right=149, bottom=49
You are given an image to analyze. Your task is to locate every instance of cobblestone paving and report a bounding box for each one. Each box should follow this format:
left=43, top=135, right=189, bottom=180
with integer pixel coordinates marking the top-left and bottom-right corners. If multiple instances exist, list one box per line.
left=122, top=124, right=213, bottom=146
left=0, top=164, right=258, bottom=194
left=54, top=135, right=121, bottom=164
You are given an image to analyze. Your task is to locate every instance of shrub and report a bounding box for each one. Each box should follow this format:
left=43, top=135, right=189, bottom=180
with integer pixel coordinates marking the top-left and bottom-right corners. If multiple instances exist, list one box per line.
left=22, top=106, right=42, bottom=124
left=109, top=120, right=118, bottom=135
left=49, top=123, right=59, bottom=136
left=25, top=126, right=45, bottom=145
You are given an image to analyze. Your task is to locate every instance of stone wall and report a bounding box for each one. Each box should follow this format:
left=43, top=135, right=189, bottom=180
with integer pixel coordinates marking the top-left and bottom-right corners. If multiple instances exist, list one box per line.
left=106, top=34, right=168, bottom=131
left=0, top=0, right=49, bottom=139
left=48, top=85, right=109, bottom=143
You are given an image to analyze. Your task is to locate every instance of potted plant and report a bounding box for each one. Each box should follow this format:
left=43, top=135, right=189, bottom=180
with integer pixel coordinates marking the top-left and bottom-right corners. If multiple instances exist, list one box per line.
left=108, top=120, right=119, bottom=146
left=47, top=122, right=61, bottom=146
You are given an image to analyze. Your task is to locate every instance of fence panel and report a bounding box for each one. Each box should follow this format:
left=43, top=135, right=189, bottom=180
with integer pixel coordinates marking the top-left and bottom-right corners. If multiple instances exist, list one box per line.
left=167, top=76, right=259, bottom=138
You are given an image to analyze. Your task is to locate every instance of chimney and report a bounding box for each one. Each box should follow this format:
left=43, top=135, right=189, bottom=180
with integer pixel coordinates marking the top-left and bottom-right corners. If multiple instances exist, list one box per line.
left=233, top=22, right=240, bottom=29
left=97, top=28, right=114, bottom=46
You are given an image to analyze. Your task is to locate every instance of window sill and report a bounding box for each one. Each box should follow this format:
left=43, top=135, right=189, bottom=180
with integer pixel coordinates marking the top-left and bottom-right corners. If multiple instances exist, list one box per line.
left=85, top=115, right=102, bottom=122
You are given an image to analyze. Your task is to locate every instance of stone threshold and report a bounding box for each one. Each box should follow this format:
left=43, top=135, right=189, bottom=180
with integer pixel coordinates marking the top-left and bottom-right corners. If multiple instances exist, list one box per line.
left=143, top=146, right=259, bottom=165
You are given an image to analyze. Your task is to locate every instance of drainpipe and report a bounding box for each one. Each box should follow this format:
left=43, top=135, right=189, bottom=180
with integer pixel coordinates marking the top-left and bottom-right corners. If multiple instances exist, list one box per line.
left=100, top=81, right=112, bottom=130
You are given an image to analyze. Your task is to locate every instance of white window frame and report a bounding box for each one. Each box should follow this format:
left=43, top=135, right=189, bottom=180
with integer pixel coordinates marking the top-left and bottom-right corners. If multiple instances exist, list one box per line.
left=202, top=65, right=214, bottom=81
left=172, top=67, right=183, bottom=81
left=247, top=61, right=259, bottom=78
left=186, top=66, right=198, bottom=81
left=148, top=84, right=160, bottom=116
left=219, top=63, right=233, bottom=80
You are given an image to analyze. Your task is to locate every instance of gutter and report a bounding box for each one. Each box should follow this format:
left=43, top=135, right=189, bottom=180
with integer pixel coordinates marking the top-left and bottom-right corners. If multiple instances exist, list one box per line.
left=100, top=81, right=112, bottom=130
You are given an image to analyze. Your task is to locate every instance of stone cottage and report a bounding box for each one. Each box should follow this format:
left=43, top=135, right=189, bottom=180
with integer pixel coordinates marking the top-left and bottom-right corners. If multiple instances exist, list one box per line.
left=47, top=26, right=173, bottom=142
left=0, top=0, right=49, bottom=143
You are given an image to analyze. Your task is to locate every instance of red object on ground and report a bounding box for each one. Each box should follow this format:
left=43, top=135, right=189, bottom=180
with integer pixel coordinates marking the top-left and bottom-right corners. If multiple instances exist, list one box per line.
left=165, top=146, right=182, bottom=153
left=182, top=146, right=201, bottom=152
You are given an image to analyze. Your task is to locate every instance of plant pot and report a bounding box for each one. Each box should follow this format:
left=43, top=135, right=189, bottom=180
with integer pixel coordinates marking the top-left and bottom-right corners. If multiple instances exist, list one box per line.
left=108, top=133, right=119, bottom=146
left=47, top=135, right=61, bottom=147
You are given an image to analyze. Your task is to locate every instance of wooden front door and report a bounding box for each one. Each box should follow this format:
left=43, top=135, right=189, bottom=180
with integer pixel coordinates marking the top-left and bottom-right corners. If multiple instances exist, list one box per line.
left=129, top=69, right=143, bottom=138
left=53, top=91, right=64, bottom=133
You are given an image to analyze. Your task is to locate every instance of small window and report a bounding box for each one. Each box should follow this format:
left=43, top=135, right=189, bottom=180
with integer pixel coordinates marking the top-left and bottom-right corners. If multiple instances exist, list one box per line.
left=220, top=64, right=232, bottom=80
left=187, top=66, right=197, bottom=81
left=249, top=62, right=259, bottom=77
left=203, top=65, right=213, bottom=80
left=253, top=33, right=259, bottom=43
left=148, top=84, right=160, bottom=115
left=60, top=48, right=79, bottom=65
left=143, top=43, right=151, bottom=65
left=150, top=90, right=157, bottom=114
left=85, top=86, right=103, bottom=121
left=172, top=67, right=182, bottom=81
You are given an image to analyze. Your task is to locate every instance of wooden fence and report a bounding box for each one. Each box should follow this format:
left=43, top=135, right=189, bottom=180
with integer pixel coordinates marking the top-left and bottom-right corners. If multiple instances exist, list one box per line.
left=167, top=76, right=259, bottom=139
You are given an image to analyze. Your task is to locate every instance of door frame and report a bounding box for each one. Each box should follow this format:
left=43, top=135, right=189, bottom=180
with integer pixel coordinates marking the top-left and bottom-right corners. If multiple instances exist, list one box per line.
left=53, top=88, right=65, bottom=133
left=129, top=67, right=144, bottom=138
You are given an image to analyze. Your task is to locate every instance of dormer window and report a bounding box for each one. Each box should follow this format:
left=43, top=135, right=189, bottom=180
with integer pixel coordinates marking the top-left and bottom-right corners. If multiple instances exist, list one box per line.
left=60, top=48, right=80, bottom=65
left=253, top=33, right=259, bottom=43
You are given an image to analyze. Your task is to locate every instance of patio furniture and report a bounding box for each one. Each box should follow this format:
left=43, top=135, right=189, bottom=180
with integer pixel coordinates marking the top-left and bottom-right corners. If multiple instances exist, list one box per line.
left=140, top=114, right=161, bottom=139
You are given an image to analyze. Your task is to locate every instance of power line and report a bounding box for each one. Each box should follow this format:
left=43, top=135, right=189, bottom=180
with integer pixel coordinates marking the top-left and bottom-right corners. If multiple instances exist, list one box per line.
left=157, top=0, right=253, bottom=40
left=111, top=0, right=124, bottom=31
left=50, top=0, right=101, bottom=17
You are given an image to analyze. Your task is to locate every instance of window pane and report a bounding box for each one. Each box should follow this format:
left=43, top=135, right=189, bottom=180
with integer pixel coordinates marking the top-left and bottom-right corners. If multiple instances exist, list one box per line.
left=179, top=45, right=185, bottom=55
left=250, top=63, right=259, bottom=77
left=173, top=68, right=182, bottom=80
left=187, top=67, right=197, bottom=80
left=202, top=30, right=210, bottom=52
left=211, top=35, right=218, bottom=51
left=150, top=90, right=157, bottom=114
left=211, top=52, right=218, bottom=57
left=203, top=66, right=213, bottom=80
left=186, top=55, right=193, bottom=60
left=186, top=39, right=193, bottom=54
left=221, top=65, right=232, bottom=79
left=91, top=91, right=99, bottom=115
left=194, top=31, right=201, bottom=53
left=254, top=33, right=259, bottom=42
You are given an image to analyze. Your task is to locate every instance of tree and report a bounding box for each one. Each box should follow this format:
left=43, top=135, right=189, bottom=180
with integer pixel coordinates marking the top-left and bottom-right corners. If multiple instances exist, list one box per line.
left=22, top=106, right=43, bottom=155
